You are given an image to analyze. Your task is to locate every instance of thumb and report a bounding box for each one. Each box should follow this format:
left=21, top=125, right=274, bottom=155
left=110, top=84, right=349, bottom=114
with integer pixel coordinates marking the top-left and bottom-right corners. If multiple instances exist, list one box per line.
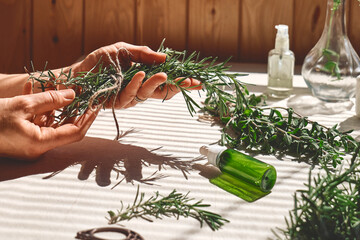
left=30, top=89, right=75, bottom=114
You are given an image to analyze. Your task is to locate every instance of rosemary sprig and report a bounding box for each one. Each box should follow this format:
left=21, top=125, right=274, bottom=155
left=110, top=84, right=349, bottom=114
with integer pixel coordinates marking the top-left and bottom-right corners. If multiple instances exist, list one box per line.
left=107, top=186, right=229, bottom=231
left=215, top=104, right=358, bottom=168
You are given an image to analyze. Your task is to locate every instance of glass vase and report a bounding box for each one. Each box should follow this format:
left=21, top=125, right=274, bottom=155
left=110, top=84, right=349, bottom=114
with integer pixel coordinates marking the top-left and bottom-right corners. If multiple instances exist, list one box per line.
left=301, top=0, right=360, bottom=102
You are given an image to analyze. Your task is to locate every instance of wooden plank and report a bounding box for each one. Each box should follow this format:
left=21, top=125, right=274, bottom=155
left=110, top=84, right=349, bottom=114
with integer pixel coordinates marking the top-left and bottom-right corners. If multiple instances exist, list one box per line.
left=240, top=0, right=294, bottom=63
left=349, top=0, right=360, bottom=56
left=33, top=0, right=83, bottom=70
left=136, top=0, right=187, bottom=51
left=0, top=0, right=31, bottom=74
left=84, top=0, right=135, bottom=55
left=293, top=0, right=326, bottom=63
left=188, top=0, right=239, bottom=60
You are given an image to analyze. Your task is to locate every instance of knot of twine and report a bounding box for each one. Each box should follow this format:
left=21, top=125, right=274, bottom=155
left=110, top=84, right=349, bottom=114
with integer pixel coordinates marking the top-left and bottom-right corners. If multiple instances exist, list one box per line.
left=88, top=47, right=130, bottom=140
left=88, top=47, right=129, bottom=112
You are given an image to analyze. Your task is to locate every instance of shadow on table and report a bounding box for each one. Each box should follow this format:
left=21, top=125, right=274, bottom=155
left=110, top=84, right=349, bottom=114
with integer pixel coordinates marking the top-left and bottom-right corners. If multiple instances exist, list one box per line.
left=339, top=116, right=360, bottom=131
left=0, top=136, right=200, bottom=188
left=287, top=94, right=354, bottom=116
left=247, top=84, right=354, bottom=117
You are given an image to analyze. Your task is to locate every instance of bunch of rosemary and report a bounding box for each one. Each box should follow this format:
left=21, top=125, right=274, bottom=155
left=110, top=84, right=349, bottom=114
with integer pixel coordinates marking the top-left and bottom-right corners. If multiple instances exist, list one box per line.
left=27, top=45, right=241, bottom=119
left=27, top=43, right=241, bottom=140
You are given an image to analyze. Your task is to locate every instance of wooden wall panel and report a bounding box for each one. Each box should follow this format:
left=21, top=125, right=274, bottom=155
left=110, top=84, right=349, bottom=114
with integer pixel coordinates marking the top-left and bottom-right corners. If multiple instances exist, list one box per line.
left=136, top=0, right=187, bottom=51
left=188, top=0, right=239, bottom=60
left=0, top=0, right=31, bottom=74
left=293, top=0, right=326, bottom=63
left=84, top=0, right=135, bottom=55
left=1, top=0, right=360, bottom=74
left=349, top=0, right=360, bottom=56
left=32, top=0, right=83, bottom=70
left=240, top=0, right=293, bottom=63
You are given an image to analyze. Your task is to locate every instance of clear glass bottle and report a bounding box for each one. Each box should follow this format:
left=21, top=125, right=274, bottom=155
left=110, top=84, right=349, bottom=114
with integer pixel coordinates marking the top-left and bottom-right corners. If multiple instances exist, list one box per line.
left=302, top=0, right=360, bottom=102
left=267, top=25, right=295, bottom=99
left=200, top=145, right=277, bottom=202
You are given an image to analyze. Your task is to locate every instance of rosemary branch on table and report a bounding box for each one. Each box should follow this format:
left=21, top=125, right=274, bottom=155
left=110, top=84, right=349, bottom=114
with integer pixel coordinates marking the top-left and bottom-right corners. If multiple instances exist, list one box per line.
left=28, top=42, right=360, bottom=237
left=107, top=186, right=229, bottom=231
left=273, top=147, right=360, bottom=239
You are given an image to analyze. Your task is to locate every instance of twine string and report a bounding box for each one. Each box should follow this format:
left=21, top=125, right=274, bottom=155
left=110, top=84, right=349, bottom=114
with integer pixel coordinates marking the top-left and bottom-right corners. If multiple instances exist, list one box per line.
left=87, top=48, right=130, bottom=140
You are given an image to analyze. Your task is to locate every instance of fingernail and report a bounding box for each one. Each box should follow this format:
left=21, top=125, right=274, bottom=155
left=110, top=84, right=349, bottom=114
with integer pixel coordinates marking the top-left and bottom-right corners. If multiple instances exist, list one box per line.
left=58, top=89, right=75, bottom=100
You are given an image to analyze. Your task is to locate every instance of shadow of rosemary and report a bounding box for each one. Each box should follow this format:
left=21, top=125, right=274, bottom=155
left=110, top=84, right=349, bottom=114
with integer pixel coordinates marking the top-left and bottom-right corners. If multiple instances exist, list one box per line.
left=0, top=137, right=201, bottom=187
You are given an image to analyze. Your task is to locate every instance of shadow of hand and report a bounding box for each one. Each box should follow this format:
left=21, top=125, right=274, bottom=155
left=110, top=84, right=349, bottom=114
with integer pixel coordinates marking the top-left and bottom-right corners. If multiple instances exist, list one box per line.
left=0, top=137, right=199, bottom=187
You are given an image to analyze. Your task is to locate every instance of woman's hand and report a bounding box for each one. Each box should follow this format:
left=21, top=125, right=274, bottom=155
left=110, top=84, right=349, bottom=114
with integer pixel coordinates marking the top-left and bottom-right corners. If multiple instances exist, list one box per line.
left=0, top=89, right=99, bottom=160
left=71, top=42, right=202, bottom=109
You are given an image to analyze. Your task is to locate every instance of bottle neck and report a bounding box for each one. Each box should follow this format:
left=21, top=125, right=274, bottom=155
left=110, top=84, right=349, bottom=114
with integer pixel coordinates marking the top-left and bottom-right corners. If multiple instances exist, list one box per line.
left=275, top=37, right=289, bottom=52
left=214, top=149, right=226, bottom=166
left=323, top=0, right=347, bottom=42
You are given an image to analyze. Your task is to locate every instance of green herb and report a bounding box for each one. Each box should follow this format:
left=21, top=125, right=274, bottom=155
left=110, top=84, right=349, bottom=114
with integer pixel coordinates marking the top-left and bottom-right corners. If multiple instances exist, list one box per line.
left=273, top=146, right=360, bottom=239
left=107, top=186, right=229, bottom=231
left=332, top=0, right=342, bottom=10
left=321, top=48, right=341, bottom=79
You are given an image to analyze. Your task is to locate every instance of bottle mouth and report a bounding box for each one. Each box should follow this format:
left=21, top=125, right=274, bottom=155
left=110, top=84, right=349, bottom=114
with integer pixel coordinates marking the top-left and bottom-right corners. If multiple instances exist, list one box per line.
left=260, top=168, right=277, bottom=192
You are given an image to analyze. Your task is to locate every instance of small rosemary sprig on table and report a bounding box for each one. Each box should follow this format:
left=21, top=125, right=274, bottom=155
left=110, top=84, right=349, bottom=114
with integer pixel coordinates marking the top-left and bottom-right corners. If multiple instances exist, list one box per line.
left=107, top=186, right=229, bottom=231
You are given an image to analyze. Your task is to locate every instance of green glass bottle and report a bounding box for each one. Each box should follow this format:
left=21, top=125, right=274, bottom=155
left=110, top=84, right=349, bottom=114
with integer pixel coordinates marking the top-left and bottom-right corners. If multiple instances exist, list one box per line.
left=200, top=145, right=277, bottom=202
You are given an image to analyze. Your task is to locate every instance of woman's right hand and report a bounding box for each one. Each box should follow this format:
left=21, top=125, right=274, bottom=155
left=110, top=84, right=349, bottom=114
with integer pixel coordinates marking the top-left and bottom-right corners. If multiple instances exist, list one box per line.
left=0, top=89, right=99, bottom=160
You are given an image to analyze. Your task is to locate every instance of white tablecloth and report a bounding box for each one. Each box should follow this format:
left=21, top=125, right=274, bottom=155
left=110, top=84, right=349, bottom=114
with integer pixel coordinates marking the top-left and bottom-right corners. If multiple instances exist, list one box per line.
left=1, top=64, right=359, bottom=240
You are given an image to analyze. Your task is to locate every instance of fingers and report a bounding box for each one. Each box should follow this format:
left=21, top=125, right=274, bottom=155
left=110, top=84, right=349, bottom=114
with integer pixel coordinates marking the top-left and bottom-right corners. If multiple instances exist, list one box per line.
left=136, top=72, right=168, bottom=99
left=187, top=78, right=203, bottom=90
left=22, top=81, right=33, bottom=95
left=24, top=89, right=75, bottom=115
left=107, top=71, right=145, bottom=109
left=33, top=111, right=55, bottom=127
left=111, top=73, right=202, bottom=109
left=114, top=42, right=166, bottom=65
left=21, top=82, right=58, bottom=127
left=150, top=77, right=202, bottom=100
left=38, top=107, right=100, bottom=153
left=124, top=72, right=167, bottom=109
